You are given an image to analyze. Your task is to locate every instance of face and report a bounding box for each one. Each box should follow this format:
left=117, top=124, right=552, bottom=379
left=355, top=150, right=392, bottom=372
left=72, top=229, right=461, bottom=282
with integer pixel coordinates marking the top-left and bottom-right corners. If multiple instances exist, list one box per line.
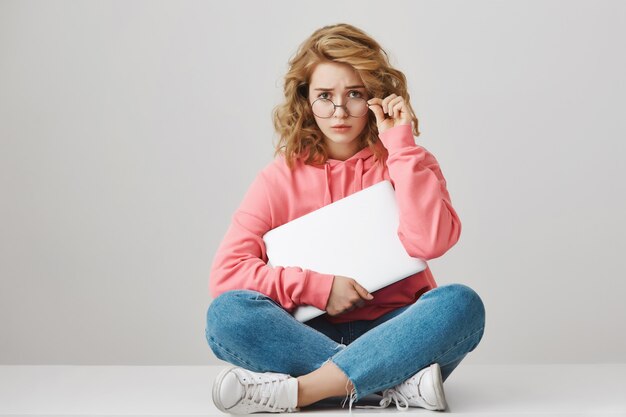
left=308, top=61, right=370, bottom=160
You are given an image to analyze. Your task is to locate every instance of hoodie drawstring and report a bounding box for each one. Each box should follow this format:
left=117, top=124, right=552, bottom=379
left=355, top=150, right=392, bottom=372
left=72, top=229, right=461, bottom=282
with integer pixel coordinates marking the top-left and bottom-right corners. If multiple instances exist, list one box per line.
left=354, top=158, right=364, bottom=195
left=324, top=163, right=332, bottom=205
left=324, top=158, right=366, bottom=205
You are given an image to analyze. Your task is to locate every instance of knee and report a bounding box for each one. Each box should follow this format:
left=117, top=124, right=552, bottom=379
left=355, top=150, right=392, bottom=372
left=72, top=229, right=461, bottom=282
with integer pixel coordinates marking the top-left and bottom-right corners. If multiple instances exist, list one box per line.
left=441, top=283, right=486, bottom=330
left=205, top=289, right=266, bottom=340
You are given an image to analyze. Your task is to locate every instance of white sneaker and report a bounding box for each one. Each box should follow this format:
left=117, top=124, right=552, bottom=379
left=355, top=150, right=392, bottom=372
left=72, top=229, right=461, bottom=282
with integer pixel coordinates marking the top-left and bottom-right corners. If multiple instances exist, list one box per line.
left=355, top=363, right=448, bottom=411
left=212, top=366, right=300, bottom=414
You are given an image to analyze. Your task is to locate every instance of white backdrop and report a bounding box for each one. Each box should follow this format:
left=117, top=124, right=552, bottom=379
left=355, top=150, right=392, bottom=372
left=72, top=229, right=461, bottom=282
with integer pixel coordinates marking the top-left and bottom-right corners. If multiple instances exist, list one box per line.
left=1, top=0, right=624, bottom=365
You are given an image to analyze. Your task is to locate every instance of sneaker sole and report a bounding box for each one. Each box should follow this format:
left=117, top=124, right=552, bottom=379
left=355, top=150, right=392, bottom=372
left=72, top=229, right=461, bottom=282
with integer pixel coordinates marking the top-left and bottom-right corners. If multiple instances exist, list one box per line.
left=430, top=363, right=448, bottom=411
left=212, top=365, right=239, bottom=413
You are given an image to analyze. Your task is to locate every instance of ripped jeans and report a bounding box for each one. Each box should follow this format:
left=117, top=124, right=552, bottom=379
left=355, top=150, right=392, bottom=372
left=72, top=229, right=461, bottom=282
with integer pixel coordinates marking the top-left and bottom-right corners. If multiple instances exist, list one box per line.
left=205, top=283, right=486, bottom=411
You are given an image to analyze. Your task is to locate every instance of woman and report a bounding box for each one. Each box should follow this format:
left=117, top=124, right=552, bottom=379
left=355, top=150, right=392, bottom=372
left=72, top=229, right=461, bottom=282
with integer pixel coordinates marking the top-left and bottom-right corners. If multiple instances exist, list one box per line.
left=205, top=22, right=486, bottom=414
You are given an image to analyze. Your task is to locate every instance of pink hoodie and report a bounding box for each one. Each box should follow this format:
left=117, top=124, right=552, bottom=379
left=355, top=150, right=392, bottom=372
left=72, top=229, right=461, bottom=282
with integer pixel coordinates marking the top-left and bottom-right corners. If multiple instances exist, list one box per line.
left=209, top=123, right=462, bottom=324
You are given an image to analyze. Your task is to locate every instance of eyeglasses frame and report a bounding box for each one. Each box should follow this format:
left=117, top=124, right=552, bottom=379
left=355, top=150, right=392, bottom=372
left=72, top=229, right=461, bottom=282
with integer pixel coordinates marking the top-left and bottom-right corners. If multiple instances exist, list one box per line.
left=310, top=97, right=371, bottom=119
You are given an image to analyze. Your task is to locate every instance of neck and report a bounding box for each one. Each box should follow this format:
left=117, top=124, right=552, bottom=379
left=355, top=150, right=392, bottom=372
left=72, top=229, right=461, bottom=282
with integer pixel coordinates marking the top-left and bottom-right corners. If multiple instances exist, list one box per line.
left=325, top=140, right=364, bottom=161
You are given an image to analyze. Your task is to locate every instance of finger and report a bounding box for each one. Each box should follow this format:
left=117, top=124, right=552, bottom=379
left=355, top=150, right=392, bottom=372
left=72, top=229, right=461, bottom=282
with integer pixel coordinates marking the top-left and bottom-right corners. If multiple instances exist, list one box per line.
left=354, top=283, right=374, bottom=300
left=382, top=94, right=398, bottom=114
left=366, top=98, right=385, bottom=124
left=367, top=97, right=384, bottom=106
left=392, top=101, right=412, bottom=124
left=388, top=97, right=404, bottom=118
left=394, top=102, right=404, bottom=120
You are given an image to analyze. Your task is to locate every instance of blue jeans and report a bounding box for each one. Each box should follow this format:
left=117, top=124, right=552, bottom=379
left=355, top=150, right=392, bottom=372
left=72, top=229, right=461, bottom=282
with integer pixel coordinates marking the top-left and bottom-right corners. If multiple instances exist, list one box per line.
left=205, top=283, right=485, bottom=408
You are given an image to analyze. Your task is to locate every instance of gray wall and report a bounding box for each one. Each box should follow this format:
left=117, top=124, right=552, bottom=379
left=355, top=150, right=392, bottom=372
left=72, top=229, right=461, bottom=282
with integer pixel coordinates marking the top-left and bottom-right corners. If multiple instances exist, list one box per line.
left=1, top=0, right=624, bottom=365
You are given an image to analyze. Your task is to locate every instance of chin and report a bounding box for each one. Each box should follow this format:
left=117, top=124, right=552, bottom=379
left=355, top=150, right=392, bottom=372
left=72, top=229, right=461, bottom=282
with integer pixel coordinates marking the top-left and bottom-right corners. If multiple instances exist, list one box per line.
left=326, top=133, right=359, bottom=142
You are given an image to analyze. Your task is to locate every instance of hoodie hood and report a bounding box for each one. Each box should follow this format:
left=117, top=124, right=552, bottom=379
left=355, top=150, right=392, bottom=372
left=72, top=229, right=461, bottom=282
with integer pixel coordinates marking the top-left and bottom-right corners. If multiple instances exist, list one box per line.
left=321, top=145, right=378, bottom=205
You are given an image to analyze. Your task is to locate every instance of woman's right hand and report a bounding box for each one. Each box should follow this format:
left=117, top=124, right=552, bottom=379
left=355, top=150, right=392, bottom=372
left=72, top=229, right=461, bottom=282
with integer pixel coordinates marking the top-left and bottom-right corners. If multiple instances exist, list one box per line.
left=325, top=275, right=374, bottom=316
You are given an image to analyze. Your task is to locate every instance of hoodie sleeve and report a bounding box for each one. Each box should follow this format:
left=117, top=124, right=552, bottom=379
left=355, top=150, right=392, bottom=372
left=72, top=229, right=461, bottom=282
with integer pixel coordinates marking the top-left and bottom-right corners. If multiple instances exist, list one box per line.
left=378, top=123, right=462, bottom=260
left=208, top=170, right=336, bottom=312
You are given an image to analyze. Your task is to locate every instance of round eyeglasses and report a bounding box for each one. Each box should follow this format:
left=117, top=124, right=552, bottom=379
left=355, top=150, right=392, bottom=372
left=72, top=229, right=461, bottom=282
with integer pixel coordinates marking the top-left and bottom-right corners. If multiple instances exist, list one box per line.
left=311, top=97, right=371, bottom=118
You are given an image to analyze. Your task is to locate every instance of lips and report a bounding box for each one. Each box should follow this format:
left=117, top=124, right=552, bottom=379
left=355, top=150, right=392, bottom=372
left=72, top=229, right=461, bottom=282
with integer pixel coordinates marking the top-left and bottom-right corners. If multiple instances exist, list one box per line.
left=332, top=125, right=351, bottom=128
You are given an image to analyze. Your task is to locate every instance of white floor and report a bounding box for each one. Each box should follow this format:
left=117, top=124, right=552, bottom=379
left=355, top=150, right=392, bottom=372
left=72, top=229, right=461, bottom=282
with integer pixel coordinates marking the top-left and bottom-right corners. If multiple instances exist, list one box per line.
left=0, top=364, right=624, bottom=416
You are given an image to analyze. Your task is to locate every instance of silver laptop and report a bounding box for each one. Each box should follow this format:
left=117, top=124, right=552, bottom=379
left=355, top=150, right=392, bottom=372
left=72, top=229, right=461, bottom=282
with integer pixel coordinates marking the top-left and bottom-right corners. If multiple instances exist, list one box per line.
left=262, top=180, right=427, bottom=323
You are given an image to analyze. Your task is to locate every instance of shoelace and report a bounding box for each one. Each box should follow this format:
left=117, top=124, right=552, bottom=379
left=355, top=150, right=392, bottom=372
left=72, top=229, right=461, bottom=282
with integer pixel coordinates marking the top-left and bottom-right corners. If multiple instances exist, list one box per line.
left=239, top=371, right=294, bottom=412
left=354, top=372, right=427, bottom=411
left=353, top=387, right=410, bottom=411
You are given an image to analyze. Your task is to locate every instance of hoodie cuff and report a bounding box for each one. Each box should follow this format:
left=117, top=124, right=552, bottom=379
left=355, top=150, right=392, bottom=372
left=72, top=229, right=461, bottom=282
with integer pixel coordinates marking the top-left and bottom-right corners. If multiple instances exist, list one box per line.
left=299, top=270, right=335, bottom=311
left=378, top=123, right=416, bottom=153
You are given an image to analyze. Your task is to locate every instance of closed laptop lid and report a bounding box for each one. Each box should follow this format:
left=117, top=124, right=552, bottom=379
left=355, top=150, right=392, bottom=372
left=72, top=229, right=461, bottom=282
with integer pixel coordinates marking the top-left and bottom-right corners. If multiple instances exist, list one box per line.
left=262, top=180, right=427, bottom=322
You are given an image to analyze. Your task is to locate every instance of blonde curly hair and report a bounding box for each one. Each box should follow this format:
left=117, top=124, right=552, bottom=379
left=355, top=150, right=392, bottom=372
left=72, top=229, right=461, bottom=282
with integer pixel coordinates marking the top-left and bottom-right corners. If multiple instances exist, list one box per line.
left=272, top=22, right=420, bottom=170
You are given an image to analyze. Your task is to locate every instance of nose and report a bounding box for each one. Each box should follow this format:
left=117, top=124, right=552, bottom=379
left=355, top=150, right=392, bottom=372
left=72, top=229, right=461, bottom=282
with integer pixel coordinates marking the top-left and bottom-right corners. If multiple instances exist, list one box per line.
left=334, top=101, right=349, bottom=118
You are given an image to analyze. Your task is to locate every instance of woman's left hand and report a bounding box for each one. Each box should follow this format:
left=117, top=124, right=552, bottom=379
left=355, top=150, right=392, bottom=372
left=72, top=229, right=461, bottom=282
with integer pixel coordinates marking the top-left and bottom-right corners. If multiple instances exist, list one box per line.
left=367, top=94, right=412, bottom=135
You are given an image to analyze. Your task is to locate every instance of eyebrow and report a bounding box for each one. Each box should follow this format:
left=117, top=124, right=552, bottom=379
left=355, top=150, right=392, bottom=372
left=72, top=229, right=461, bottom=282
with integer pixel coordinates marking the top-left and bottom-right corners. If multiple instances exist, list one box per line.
left=313, top=85, right=366, bottom=91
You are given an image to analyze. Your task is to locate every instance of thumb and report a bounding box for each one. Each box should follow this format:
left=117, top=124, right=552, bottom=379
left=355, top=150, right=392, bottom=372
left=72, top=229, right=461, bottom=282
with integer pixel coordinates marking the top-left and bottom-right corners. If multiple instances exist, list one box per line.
left=354, top=282, right=374, bottom=300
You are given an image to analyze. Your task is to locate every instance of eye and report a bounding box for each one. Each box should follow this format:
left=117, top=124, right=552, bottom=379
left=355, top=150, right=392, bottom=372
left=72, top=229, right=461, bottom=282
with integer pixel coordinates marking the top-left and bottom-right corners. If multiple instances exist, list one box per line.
left=348, top=90, right=363, bottom=98
left=318, top=92, right=330, bottom=99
